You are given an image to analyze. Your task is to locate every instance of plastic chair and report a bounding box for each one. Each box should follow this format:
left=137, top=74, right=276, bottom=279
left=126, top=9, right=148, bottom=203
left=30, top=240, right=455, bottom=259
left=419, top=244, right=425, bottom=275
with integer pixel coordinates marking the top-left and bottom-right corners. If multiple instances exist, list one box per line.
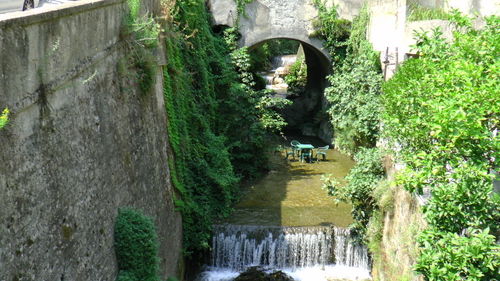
left=315, top=145, right=329, bottom=162
left=284, top=146, right=298, bottom=161
left=290, top=140, right=301, bottom=158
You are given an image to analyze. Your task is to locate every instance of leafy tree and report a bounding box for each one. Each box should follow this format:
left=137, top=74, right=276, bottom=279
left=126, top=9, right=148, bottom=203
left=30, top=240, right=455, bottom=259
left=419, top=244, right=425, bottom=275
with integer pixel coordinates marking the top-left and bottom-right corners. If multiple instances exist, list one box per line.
left=382, top=11, right=500, bottom=279
left=322, top=4, right=382, bottom=155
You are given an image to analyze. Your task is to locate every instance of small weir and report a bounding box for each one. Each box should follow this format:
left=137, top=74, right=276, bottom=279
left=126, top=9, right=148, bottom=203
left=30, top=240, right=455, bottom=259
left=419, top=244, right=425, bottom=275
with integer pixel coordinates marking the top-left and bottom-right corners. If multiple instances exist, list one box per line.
left=197, top=225, right=370, bottom=281
left=195, top=132, right=371, bottom=280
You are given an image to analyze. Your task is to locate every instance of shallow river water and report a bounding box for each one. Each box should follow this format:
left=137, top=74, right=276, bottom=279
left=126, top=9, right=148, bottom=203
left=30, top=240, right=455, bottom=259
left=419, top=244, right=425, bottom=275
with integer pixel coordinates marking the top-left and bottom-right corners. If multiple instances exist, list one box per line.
left=198, top=134, right=372, bottom=281
left=216, top=134, right=355, bottom=228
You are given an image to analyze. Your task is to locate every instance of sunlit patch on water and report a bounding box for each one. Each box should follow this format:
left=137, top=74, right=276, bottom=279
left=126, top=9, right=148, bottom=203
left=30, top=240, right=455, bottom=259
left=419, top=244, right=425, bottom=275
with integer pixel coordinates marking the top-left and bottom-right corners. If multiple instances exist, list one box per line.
left=203, top=134, right=370, bottom=281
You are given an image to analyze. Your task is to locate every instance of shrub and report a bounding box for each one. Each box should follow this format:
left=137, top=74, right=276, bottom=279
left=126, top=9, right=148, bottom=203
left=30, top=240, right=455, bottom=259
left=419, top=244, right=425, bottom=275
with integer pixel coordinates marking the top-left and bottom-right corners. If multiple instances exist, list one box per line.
left=114, top=207, right=160, bottom=281
left=382, top=12, right=500, bottom=279
left=322, top=147, right=385, bottom=239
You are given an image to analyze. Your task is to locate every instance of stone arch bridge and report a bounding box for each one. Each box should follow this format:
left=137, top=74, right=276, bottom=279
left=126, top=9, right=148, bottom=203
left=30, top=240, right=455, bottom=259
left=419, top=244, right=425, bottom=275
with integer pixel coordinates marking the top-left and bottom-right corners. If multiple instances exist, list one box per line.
left=207, top=0, right=364, bottom=140
left=207, top=0, right=500, bottom=140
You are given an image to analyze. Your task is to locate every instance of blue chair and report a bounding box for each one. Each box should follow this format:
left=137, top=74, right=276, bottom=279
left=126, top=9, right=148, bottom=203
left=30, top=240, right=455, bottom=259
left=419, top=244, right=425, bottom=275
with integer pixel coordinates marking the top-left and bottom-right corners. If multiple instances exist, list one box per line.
left=315, top=145, right=329, bottom=162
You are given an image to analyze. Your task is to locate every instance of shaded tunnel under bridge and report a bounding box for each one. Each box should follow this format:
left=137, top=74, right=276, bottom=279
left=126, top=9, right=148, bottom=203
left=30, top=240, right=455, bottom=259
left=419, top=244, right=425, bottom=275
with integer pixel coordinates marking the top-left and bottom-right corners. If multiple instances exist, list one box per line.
left=207, top=0, right=363, bottom=141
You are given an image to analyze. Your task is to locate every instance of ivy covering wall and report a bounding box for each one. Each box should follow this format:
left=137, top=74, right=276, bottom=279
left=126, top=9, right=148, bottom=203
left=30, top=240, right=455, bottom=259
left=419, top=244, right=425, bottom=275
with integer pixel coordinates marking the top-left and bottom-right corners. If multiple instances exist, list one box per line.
left=162, top=0, right=287, bottom=257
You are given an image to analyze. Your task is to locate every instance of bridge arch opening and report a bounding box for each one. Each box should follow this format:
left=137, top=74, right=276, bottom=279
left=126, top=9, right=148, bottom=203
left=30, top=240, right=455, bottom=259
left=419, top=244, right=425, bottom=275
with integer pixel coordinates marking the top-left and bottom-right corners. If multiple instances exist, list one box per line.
left=248, top=38, right=333, bottom=143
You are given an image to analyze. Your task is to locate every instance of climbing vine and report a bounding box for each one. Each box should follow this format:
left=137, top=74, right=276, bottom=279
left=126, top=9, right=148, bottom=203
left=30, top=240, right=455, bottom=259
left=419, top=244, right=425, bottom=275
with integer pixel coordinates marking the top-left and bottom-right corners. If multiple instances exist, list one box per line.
left=162, top=0, right=290, bottom=258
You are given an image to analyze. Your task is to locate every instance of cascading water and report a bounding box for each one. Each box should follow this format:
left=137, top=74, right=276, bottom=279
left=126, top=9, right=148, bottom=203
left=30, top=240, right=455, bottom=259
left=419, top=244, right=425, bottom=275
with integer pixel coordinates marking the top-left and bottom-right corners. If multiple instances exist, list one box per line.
left=262, top=55, right=298, bottom=95
left=195, top=135, right=371, bottom=281
left=197, top=225, right=371, bottom=281
left=271, top=55, right=298, bottom=71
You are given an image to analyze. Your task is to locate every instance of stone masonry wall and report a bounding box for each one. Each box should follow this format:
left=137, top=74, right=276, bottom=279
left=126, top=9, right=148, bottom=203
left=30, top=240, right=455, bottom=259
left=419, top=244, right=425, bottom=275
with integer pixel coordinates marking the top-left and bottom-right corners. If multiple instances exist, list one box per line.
left=0, top=0, right=182, bottom=280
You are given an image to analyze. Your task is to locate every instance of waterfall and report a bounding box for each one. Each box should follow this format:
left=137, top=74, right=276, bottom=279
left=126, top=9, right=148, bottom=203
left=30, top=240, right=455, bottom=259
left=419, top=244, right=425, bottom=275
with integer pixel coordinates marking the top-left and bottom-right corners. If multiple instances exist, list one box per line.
left=271, top=55, right=298, bottom=71
left=197, top=225, right=372, bottom=281
left=333, top=227, right=370, bottom=269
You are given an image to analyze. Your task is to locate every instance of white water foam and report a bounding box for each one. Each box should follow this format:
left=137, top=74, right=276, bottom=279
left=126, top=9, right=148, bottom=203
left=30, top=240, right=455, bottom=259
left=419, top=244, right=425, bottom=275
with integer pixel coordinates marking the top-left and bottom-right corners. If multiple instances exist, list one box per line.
left=199, top=225, right=371, bottom=281
left=197, top=265, right=371, bottom=281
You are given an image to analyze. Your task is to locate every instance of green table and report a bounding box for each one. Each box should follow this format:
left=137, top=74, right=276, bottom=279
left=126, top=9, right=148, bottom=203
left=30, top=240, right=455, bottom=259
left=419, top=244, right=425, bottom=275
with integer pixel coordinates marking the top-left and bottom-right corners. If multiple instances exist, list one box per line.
left=294, top=144, right=314, bottom=163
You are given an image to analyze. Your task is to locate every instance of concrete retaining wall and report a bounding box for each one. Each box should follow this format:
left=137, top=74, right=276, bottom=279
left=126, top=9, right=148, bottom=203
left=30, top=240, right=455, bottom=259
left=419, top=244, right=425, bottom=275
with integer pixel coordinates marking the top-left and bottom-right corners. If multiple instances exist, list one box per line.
left=0, top=0, right=182, bottom=280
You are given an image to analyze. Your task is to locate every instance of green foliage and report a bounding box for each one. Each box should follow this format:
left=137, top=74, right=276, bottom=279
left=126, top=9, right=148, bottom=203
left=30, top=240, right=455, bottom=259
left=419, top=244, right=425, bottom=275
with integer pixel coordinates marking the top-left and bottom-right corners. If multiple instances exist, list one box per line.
left=322, top=147, right=385, bottom=238
left=284, top=55, right=307, bottom=96
left=248, top=43, right=271, bottom=73
left=120, top=0, right=161, bottom=95
left=382, top=12, right=500, bottom=280
left=322, top=4, right=382, bottom=155
left=406, top=2, right=448, bottom=22
left=310, top=0, right=351, bottom=64
left=415, top=227, right=500, bottom=280
left=114, top=207, right=160, bottom=281
left=234, top=0, right=253, bottom=19
left=0, top=108, right=9, bottom=130
left=246, top=39, right=300, bottom=74
left=264, top=39, right=300, bottom=57
left=229, top=46, right=291, bottom=133
left=162, top=0, right=290, bottom=257
left=124, top=0, right=161, bottom=50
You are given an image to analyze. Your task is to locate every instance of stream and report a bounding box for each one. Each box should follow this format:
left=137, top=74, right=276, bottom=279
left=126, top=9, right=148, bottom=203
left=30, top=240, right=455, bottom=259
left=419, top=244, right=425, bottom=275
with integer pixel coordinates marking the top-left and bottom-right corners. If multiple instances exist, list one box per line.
left=196, top=133, right=372, bottom=281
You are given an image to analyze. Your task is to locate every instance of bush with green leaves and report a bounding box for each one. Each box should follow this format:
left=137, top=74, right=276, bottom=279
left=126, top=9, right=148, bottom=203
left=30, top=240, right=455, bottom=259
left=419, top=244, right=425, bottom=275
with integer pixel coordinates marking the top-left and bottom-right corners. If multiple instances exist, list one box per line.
left=114, top=207, right=160, bottom=281
left=284, top=55, right=307, bottom=96
left=316, top=3, right=382, bottom=155
left=322, top=147, right=385, bottom=239
left=382, top=11, right=500, bottom=279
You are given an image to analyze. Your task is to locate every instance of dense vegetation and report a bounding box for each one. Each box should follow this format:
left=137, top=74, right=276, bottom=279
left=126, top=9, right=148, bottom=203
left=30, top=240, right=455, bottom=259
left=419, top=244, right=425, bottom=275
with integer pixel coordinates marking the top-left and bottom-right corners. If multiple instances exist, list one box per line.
left=312, top=2, right=382, bottom=155
left=121, top=0, right=500, bottom=278
left=315, top=2, right=385, bottom=243
left=383, top=11, right=500, bottom=279
left=114, top=208, right=160, bottom=281
left=162, top=0, right=289, bottom=258
left=316, top=3, right=500, bottom=279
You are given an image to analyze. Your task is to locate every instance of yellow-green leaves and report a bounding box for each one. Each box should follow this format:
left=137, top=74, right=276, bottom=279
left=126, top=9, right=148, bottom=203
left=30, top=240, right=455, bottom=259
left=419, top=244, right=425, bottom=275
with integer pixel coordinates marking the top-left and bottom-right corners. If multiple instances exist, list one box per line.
left=382, top=12, right=500, bottom=280
left=0, top=108, right=9, bottom=130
